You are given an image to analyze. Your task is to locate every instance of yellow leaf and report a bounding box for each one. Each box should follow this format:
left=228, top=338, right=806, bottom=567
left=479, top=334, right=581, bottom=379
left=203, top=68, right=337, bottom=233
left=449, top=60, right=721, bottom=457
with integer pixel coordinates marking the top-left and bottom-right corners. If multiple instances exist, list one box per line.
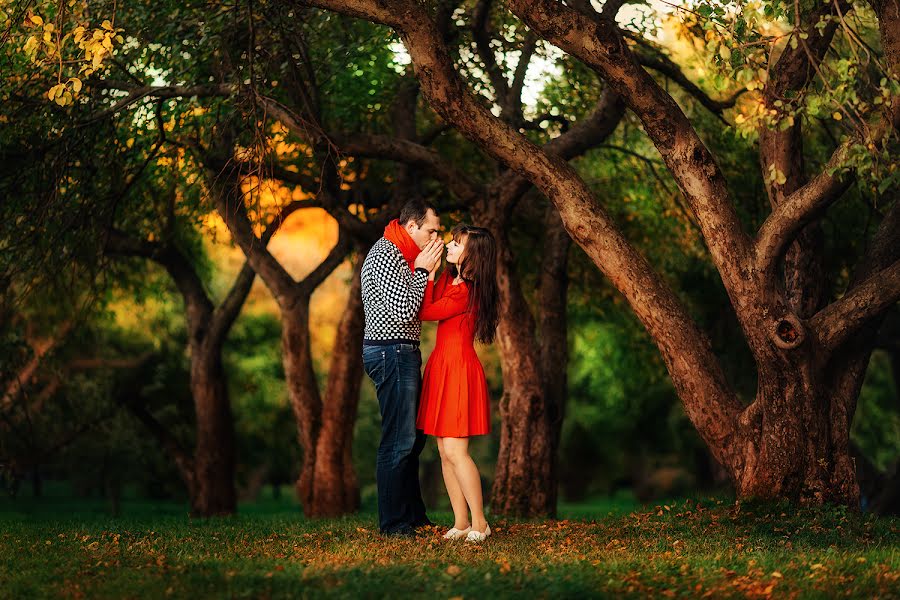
left=23, top=35, right=39, bottom=57
left=832, top=112, right=842, bottom=121
left=73, top=26, right=85, bottom=43
left=30, top=14, right=44, bottom=27
left=101, top=19, right=113, bottom=31
left=69, top=77, right=82, bottom=93
left=102, top=35, right=113, bottom=51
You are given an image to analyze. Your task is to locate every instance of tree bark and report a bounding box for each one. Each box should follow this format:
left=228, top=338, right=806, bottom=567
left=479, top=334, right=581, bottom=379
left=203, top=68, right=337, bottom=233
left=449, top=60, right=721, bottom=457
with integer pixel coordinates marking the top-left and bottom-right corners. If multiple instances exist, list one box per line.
left=188, top=338, right=237, bottom=516
left=479, top=203, right=554, bottom=516
left=280, top=296, right=323, bottom=510
left=539, top=208, right=572, bottom=513
left=308, top=254, right=367, bottom=516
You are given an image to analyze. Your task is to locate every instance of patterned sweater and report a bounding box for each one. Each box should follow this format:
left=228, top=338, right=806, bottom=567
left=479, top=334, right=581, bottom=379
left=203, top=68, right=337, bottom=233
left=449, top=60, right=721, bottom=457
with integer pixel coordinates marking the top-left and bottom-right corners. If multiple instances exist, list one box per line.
left=361, top=237, right=429, bottom=345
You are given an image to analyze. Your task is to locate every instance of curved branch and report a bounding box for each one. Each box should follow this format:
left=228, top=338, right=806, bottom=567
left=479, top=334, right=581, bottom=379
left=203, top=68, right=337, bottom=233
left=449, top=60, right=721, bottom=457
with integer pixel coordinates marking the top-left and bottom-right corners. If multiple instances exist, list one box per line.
left=810, top=258, right=900, bottom=352
left=298, top=229, right=352, bottom=296
left=754, top=113, right=897, bottom=277
left=206, top=160, right=300, bottom=303
left=627, top=34, right=743, bottom=116
left=505, top=0, right=756, bottom=313
left=105, top=229, right=215, bottom=321
left=753, top=141, right=854, bottom=274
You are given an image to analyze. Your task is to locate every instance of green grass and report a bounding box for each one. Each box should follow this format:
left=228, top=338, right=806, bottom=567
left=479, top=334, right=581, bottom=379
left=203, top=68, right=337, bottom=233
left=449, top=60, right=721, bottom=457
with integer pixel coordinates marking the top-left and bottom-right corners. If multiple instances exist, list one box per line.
left=1, top=492, right=898, bottom=599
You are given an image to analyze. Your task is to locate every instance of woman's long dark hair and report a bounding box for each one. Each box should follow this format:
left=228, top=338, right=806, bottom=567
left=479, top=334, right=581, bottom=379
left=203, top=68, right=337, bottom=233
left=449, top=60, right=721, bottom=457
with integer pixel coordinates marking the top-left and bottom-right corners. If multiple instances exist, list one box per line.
left=448, top=224, right=499, bottom=344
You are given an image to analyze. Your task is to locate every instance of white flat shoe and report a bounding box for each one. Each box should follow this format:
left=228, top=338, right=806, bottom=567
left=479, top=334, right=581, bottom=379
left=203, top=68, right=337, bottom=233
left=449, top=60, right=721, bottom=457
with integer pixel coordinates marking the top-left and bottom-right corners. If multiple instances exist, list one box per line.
left=465, top=524, right=491, bottom=543
left=443, top=526, right=471, bottom=540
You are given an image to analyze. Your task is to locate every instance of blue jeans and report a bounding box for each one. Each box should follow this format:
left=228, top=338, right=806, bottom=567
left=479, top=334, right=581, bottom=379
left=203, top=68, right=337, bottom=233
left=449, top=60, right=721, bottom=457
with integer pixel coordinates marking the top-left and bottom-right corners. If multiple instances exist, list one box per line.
left=362, top=343, right=428, bottom=533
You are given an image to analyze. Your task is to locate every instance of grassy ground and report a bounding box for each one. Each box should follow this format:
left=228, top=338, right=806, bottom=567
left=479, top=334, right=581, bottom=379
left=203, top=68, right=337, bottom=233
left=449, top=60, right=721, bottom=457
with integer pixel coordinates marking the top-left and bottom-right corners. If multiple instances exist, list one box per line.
left=1, top=491, right=898, bottom=599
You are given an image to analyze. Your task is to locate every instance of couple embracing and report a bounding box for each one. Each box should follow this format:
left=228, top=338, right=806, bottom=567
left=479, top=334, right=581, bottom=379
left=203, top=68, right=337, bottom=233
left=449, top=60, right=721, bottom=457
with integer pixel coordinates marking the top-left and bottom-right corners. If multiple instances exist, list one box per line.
left=360, top=199, right=498, bottom=543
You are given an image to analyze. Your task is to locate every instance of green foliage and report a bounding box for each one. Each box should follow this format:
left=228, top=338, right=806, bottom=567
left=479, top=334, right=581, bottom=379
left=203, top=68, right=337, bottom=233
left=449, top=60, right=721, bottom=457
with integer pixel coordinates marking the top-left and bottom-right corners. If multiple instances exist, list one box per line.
left=853, top=351, right=900, bottom=473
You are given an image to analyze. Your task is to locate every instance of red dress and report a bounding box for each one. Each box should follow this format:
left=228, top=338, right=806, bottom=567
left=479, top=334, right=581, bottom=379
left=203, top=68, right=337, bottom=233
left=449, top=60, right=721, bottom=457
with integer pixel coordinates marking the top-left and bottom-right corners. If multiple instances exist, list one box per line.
left=416, top=271, right=491, bottom=437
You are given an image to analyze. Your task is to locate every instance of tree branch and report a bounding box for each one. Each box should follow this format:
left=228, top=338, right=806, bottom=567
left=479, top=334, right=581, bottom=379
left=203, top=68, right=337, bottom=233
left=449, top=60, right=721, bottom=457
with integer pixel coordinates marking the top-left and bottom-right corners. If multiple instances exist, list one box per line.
left=811, top=258, right=900, bottom=352
left=754, top=142, right=854, bottom=273
left=472, top=0, right=510, bottom=107
left=625, top=32, right=743, bottom=117
left=124, top=399, right=196, bottom=493
left=754, top=114, right=896, bottom=277
left=298, top=228, right=352, bottom=296
left=259, top=96, right=484, bottom=205
left=82, top=82, right=235, bottom=124
left=505, top=0, right=756, bottom=314
left=105, top=229, right=215, bottom=322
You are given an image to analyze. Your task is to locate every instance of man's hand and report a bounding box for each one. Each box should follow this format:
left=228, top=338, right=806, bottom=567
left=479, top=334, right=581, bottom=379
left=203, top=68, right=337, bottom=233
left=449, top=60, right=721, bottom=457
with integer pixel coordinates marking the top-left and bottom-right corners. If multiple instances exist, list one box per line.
left=414, top=239, right=443, bottom=273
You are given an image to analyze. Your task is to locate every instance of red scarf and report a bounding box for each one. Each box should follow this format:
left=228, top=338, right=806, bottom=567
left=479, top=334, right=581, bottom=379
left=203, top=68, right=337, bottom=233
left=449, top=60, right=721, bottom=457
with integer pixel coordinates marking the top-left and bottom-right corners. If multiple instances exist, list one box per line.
left=383, top=219, right=419, bottom=271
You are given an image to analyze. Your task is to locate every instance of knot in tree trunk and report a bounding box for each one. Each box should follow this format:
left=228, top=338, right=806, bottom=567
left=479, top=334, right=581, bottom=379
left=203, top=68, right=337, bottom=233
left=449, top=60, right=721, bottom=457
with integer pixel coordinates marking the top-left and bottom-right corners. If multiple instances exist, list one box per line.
left=771, top=313, right=806, bottom=350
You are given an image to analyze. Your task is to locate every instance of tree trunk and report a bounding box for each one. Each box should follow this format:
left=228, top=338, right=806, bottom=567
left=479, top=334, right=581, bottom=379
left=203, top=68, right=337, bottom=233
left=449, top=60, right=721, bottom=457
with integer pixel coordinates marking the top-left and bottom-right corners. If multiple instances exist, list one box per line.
left=539, top=208, right=571, bottom=512
left=308, top=256, right=366, bottom=516
left=187, top=338, right=237, bottom=516
left=281, top=296, right=323, bottom=512
left=482, top=207, right=555, bottom=516
left=732, top=342, right=861, bottom=506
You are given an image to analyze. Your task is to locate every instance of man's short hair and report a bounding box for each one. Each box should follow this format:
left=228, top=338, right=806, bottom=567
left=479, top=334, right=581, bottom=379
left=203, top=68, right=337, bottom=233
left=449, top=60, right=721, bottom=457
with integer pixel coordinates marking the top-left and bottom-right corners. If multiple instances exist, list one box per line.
left=399, top=199, right=439, bottom=227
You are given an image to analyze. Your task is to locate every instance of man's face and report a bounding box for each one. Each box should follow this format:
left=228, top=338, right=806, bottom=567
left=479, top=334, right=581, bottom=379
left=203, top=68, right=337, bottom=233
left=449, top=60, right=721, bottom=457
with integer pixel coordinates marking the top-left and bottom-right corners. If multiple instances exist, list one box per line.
left=405, top=209, right=441, bottom=250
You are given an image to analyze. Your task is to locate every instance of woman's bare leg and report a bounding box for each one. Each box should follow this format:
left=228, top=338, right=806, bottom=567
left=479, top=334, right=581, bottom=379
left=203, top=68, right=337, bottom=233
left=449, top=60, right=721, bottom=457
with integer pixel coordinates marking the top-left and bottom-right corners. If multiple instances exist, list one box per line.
left=437, top=437, right=470, bottom=530
left=441, top=437, right=487, bottom=532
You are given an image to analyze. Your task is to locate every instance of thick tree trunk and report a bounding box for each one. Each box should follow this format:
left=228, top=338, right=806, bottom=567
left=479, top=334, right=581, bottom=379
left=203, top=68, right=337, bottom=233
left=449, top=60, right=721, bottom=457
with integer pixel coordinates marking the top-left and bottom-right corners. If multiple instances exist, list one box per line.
left=281, top=297, right=324, bottom=512
left=187, top=339, right=237, bottom=516
left=308, top=256, right=366, bottom=516
left=734, top=348, right=858, bottom=505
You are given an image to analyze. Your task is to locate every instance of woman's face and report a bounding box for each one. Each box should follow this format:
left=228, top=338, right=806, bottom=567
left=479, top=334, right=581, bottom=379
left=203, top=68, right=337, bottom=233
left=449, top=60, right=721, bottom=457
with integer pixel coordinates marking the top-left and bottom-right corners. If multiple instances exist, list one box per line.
left=445, top=235, right=466, bottom=265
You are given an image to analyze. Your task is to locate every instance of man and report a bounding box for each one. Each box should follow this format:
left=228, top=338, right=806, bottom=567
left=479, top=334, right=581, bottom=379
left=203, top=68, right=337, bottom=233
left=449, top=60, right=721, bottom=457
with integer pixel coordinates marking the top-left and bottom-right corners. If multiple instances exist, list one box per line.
left=360, top=199, right=443, bottom=535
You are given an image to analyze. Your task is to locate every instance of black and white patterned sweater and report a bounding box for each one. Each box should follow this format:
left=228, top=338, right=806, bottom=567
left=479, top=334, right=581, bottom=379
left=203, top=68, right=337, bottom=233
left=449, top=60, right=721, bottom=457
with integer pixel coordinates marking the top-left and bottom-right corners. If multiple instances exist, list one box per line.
left=360, top=236, right=429, bottom=346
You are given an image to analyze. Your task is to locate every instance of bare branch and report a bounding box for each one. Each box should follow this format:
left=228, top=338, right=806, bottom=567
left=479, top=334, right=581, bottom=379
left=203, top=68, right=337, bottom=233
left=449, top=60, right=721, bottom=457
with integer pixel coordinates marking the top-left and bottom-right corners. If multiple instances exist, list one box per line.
left=754, top=142, right=854, bottom=274
left=754, top=114, right=897, bottom=276
left=811, top=258, right=900, bottom=352
left=624, top=31, right=743, bottom=116
left=298, top=229, right=352, bottom=296
left=82, top=82, right=235, bottom=124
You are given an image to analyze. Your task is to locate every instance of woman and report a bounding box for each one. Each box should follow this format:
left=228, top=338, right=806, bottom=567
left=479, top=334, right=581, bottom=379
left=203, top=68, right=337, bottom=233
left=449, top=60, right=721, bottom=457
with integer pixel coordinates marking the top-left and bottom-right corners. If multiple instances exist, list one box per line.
left=417, top=224, right=499, bottom=543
